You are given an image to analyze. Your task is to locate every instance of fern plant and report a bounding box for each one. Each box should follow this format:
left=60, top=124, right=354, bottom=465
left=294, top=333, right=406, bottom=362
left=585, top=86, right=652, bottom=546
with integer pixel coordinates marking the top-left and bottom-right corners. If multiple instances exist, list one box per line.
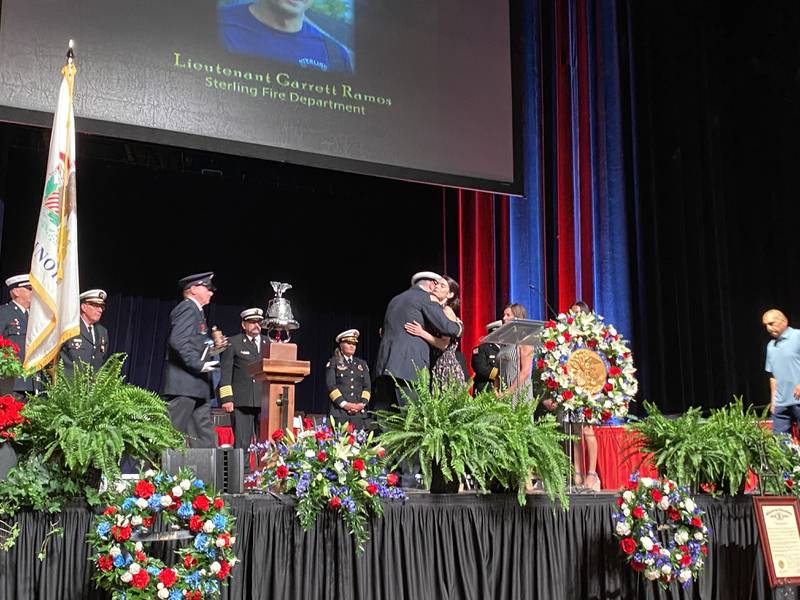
left=16, top=354, right=184, bottom=485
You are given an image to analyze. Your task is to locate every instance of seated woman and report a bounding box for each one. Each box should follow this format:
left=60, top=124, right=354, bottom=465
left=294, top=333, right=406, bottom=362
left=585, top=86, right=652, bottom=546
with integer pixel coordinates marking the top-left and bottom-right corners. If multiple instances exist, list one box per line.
left=403, top=275, right=465, bottom=386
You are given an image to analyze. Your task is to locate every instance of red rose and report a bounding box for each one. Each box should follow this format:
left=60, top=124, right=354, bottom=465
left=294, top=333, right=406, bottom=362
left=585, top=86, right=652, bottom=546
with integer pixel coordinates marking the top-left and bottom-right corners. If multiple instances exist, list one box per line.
left=317, top=451, right=327, bottom=461
left=620, top=537, right=636, bottom=555
left=352, top=459, right=365, bottom=472
left=189, top=515, right=203, bottom=532
left=651, top=545, right=660, bottom=554
left=131, top=569, right=150, bottom=589
left=632, top=506, right=645, bottom=519
left=97, top=555, right=114, bottom=571
left=271, top=429, right=284, bottom=442
left=583, top=408, right=594, bottom=420
left=387, top=473, right=399, bottom=486
left=11, top=343, right=19, bottom=354
left=348, top=421, right=355, bottom=433
left=546, top=378, right=557, bottom=389
left=566, top=317, right=574, bottom=324
left=135, top=550, right=146, bottom=562
left=545, top=320, right=556, bottom=329
left=680, top=554, right=692, bottom=567
left=561, top=365, right=569, bottom=374
left=192, top=495, right=210, bottom=512
left=615, top=497, right=624, bottom=507
left=214, top=498, right=224, bottom=510
left=562, top=389, right=573, bottom=400
left=186, top=591, right=202, bottom=600
left=218, top=533, right=232, bottom=547
left=625, top=479, right=639, bottom=490
left=303, top=417, right=314, bottom=430
left=536, top=359, right=545, bottom=370
left=667, top=508, right=681, bottom=521
left=158, top=568, right=177, bottom=587
left=609, top=366, right=622, bottom=377
left=111, top=525, right=131, bottom=541
left=103, top=506, right=117, bottom=516
left=651, top=490, right=663, bottom=502
left=631, top=560, right=645, bottom=572
left=601, top=410, right=612, bottom=422
left=134, top=480, right=155, bottom=499
left=276, top=465, right=289, bottom=479
left=366, top=484, right=378, bottom=495
left=787, top=479, right=795, bottom=489
left=348, top=435, right=356, bottom=445
left=377, top=448, right=385, bottom=458
left=700, top=545, right=708, bottom=555
left=184, top=554, right=198, bottom=568
left=329, top=496, right=342, bottom=509
left=563, top=332, right=571, bottom=342
left=691, top=517, right=702, bottom=528
left=142, top=517, right=154, bottom=528
left=544, top=340, right=556, bottom=351
left=217, top=560, right=231, bottom=579
left=603, top=382, right=614, bottom=393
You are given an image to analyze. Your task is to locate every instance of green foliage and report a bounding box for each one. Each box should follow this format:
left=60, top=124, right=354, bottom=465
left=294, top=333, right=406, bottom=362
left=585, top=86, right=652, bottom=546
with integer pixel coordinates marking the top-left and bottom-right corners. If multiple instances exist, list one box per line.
left=17, top=354, right=184, bottom=483
left=375, top=370, right=571, bottom=507
left=0, top=454, right=84, bottom=515
left=312, top=0, right=352, bottom=22
left=628, top=398, right=787, bottom=495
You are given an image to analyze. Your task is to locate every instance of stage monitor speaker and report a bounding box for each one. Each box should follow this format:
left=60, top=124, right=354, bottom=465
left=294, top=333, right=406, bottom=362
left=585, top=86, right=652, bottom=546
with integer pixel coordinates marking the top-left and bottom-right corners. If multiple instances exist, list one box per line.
left=161, top=448, right=244, bottom=494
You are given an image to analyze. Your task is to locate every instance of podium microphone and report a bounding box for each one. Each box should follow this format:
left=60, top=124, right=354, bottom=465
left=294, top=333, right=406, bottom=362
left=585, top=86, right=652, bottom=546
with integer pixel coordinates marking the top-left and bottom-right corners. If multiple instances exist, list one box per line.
left=528, top=284, right=558, bottom=319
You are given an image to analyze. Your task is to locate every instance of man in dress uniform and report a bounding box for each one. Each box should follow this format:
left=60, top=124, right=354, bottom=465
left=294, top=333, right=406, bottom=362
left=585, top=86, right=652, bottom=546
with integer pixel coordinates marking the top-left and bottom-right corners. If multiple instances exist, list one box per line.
left=160, top=272, right=219, bottom=448
left=471, top=319, right=503, bottom=394
left=59, top=289, right=110, bottom=376
left=0, top=274, right=35, bottom=397
left=326, top=329, right=371, bottom=430
left=219, top=308, right=265, bottom=454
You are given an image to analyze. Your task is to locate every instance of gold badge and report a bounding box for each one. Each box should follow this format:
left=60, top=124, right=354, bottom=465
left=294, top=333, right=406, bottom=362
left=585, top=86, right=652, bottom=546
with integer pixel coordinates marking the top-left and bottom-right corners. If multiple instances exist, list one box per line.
left=566, top=349, right=608, bottom=395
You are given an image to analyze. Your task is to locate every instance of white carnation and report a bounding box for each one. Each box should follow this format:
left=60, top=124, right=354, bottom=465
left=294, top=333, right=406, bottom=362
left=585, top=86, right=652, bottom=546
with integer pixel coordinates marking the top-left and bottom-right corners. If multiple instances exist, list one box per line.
left=684, top=498, right=696, bottom=512
left=305, top=450, right=316, bottom=459
left=644, top=569, right=660, bottom=581
left=216, top=537, right=227, bottom=548
left=674, top=530, right=689, bottom=545
left=135, top=498, right=148, bottom=510
left=134, top=541, right=143, bottom=552
left=180, top=479, right=191, bottom=490
left=659, top=497, right=670, bottom=510
left=622, top=507, right=631, bottom=517
left=622, top=491, right=634, bottom=502
left=694, top=532, right=704, bottom=540
left=640, top=537, right=653, bottom=551
left=230, top=536, right=237, bottom=545
left=120, top=572, right=132, bottom=583
left=160, top=496, right=173, bottom=507
left=209, top=561, right=221, bottom=574
left=661, top=564, right=672, bottom=575
left=679, top=569, right=692, bottom=583
left=109, top=546, right=121, bottom=557
left=334, top=461, right=344, bottom=473
left=131, top=515, right=142, bottom=526
left=171, top=486, right=183, bottom=497
left=158, top=589, right=170, bottom=599
left=615, top=522, right=631, bottom=536
left=640, top=477, right=653, bottom=488
left=129, top=563, right=141, bottom=575
left=203, top=520, right=215, bottom=533
left=144, top=469, right=156, bottom=478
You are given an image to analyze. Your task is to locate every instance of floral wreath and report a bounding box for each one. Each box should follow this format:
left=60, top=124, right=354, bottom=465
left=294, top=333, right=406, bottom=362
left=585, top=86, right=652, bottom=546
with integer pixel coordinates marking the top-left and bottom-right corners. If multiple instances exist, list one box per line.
left=536, top=310, right=638, bottom=424
left=88, top=468, right=237, bottom=599
left=248, top=417, right=405, bottom=553
left=612, top=474, right=710, bottom=588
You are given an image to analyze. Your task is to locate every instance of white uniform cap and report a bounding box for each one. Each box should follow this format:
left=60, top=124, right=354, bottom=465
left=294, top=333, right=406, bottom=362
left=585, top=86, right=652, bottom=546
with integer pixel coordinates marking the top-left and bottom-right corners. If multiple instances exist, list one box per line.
left=240, top=307, right=264, bottom=321
left=4, top=274, right=30, bottom=289
left=486, top=319, right=503, bottom=332
left=336, top=329, right=360, bottom=343
left=80, top=289, right=108, bottom=304
left=411, top=271, right=441, bottom=285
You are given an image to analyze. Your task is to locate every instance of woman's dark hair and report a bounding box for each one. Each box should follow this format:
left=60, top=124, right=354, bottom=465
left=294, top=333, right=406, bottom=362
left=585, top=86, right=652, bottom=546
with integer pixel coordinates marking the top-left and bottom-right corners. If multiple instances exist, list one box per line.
left=442, top=275, right=460, bottom=314
left=504, top=302, right=528, bottom=319
left=571, top=300, right=591, bottom=313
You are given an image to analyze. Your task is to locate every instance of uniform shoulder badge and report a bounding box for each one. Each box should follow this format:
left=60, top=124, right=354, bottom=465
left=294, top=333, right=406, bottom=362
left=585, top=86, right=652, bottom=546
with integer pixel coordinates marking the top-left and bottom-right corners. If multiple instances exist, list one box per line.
left=325, top=361, right=330, bottom=368
left=472, top=347, right=480, bottom=354
left=357, top=363, right=364, bottom=371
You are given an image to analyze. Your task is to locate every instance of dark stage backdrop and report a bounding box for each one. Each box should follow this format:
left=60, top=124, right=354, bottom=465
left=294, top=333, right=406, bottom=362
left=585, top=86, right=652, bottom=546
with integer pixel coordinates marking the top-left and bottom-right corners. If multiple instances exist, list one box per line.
left=628, top=2, right=800, bottom=413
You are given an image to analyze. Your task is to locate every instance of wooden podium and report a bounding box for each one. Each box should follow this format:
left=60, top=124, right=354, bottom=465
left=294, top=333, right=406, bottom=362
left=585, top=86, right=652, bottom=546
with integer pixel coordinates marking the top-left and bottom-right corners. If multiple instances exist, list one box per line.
left=246, top=342, right=310, bottom=440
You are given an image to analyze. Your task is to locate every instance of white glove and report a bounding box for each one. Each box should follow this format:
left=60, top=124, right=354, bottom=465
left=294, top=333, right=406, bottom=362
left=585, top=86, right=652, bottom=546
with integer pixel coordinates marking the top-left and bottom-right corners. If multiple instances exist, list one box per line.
left=201, top=361, right=220, bottom=373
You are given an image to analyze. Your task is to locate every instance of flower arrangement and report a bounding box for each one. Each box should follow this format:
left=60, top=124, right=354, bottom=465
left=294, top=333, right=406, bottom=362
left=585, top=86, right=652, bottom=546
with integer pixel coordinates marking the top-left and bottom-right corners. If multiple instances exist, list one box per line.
left=249, top=417, right=405, bottom=553
left=0, top=395, right=25, bottom=444
left=0, top=335, right=29, bottom=380
left=612, top=474, right=709, bottom=588
left=88, top=468, right=237, bottom=599
left=536, top=310, right=637, bottom=424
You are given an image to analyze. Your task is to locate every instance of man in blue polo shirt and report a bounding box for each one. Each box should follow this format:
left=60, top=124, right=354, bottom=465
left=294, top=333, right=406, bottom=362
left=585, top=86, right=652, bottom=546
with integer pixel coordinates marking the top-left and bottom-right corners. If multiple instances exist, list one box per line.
left=763, top=309, right=800, bottom=434
left=219, top=0, right=353, bottom=74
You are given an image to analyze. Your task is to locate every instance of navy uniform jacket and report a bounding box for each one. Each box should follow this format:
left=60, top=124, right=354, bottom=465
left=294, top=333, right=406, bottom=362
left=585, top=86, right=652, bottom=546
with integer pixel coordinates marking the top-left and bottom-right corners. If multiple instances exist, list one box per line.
left=218, top=333, right=263, bottom=408
left=375, top=286, right=463, bottom=381
left=326, top=354, right=371, bottom=408
left=471, top=342, right=500, bottom=394
left=59, top=320, right=109, bottom=376
left=0, top=301, right=34, bottom=392
left=160, top=299, right=214, bottom=400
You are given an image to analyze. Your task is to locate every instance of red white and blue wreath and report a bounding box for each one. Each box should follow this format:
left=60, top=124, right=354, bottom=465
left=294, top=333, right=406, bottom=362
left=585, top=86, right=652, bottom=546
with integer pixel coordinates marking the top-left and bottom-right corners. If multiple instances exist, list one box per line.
left=613, top=474, right=710, bottom=588
left=536, top=310, right=638, bottom=424
left=88, top=468, right=237, bottom=599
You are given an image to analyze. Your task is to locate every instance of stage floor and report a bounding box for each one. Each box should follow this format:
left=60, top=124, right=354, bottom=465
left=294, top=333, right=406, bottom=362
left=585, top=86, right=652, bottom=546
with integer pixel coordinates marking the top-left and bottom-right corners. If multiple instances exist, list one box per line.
left=0, top=492, right=788, bottom=599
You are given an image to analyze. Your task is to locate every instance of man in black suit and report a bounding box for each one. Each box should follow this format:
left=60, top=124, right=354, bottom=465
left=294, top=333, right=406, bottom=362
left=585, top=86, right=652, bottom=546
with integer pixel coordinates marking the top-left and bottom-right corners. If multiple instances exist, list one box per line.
left=0, top=274, right=35, bottom=398
left=471, top=319, right=502, bottom=394
left=375, top=271, right=463, bottom=398
left=160, top=272, right=220, bottom=448
left=219, top=308, right=265, bottom=454
left=59, top=289, right=110, bottom=376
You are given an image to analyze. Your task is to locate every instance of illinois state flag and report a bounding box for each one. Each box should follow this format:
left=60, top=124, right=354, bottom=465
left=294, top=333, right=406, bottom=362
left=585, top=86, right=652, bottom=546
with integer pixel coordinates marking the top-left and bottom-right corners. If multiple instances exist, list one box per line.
left=24, top=57, right=81, bottom=371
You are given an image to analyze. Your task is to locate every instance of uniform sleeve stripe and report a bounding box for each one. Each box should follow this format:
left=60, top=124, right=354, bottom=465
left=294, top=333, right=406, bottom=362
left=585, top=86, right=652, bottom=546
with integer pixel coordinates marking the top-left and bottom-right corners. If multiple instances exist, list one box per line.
left=219, top=385, right=233, bottom=398
left=361, top=391, right=371, bottom=400
left=329, top=389, right=342, bottom=401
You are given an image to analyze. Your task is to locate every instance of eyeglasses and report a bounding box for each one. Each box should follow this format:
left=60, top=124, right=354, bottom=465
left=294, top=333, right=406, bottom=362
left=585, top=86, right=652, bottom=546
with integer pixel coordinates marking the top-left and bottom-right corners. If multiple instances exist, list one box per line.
left=85, top=302, right=105, bottom=309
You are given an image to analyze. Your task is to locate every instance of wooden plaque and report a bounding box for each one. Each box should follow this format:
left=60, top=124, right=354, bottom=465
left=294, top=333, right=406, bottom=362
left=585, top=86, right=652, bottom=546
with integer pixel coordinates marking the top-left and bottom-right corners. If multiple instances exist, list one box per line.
left=752, top=495, right=800, bottom=587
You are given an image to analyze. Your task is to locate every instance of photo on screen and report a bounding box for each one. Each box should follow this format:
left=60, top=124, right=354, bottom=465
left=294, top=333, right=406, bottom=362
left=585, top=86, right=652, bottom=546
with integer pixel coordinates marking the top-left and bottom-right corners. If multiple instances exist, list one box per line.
left=218, top=0, right=355, bottom=74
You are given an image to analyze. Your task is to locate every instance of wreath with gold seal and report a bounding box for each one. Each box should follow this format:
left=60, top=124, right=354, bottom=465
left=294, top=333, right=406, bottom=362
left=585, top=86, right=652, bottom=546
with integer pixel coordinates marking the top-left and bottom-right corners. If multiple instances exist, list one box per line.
left=535, top=309, right=637, bottom=424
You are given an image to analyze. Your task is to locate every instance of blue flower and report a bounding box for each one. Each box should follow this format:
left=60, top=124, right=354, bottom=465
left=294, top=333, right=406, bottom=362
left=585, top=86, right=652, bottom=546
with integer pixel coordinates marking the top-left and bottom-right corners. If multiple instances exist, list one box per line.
left=113, top=554, right=126, bottom=568
left=169, top=591, right=182, bottom=600
left=148, top=494, right=163, bottom=511
left=204, top=580, right=220, bottom=594
left=178, top=502, right=194, bottom=519
left=147, top=566, right=160, bottom=576
left=193, top=479, right=205, bottom=489
left=121, top=497, right=136, bottom=511
left=194, top=533, right=208, bottom=550
left=96, top=522, right=111, bottom=537
left=212, top=514, right=227, bottom=529
left=154, top=474, right=164, bottom=485
left=184, top=571, right=201, bottom=589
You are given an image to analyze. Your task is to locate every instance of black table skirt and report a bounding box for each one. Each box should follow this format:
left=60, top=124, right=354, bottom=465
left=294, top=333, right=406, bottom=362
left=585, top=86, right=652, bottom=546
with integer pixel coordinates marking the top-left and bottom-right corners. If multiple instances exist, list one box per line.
left=0, top=492, right=787, bottom=599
